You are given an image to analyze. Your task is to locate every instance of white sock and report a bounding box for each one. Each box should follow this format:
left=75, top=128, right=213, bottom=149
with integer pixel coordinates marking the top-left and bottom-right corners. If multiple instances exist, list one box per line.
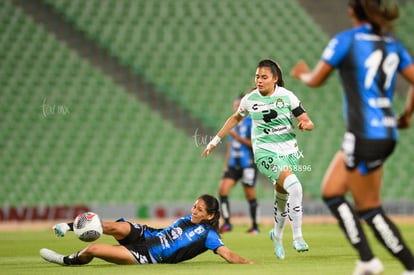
left=282, top=174, right=303, bottom=240
left=273, top=190, right=288, bottom=242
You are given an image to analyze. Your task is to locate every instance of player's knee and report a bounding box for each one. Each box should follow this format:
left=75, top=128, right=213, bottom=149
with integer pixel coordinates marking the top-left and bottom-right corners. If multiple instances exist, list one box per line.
left=83, top=243, right=100, bottom=256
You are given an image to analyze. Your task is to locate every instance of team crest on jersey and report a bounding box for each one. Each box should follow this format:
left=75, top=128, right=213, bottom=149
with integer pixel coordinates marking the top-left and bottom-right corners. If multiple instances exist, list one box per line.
left=276, top=98, right=285, bottom=108
left=171, top=227, right=183, bottom=240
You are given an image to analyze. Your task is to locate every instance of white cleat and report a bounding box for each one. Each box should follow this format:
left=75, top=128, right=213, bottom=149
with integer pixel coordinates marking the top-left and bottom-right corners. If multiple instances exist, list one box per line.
left=352, top=257, right=384, bottom=275
left=269, top=230, right=285, bottom=259
left=292, top=238, right=309, bottom=252
left=40, top=248, right=66, bottom=266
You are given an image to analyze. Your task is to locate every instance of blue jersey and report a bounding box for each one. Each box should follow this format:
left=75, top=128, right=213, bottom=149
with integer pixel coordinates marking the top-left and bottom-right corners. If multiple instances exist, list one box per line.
left=321, top=24, right=413, bottom=139
left=228, top=116, right=254, bottom=168
left=144, top=215, right=224, bottom=263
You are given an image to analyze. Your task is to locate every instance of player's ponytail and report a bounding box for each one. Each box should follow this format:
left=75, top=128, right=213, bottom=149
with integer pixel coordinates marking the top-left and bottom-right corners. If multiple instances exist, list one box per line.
left=199, top=194, right=220, bottom=234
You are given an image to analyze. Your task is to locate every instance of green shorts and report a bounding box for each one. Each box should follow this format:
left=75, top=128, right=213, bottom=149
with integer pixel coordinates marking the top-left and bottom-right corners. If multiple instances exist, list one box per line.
left=255, top=151, right=300, bottom=182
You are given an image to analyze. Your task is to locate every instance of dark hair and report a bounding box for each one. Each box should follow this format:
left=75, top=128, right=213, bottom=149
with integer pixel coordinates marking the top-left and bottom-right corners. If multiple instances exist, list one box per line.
left=348, top=0, right=399, bottom=35
left=257, top=59, right=285, bottom=87
left=198, top=194, right=220, bottom=234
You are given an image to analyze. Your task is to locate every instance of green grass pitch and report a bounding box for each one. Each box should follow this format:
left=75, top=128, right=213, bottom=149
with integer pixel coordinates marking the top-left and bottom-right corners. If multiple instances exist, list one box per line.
left=0, top=222, right=413, bottom=275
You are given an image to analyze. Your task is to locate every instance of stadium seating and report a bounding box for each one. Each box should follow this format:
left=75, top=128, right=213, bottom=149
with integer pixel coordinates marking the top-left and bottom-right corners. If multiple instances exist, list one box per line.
left=2, top=0, right=414, bottom=210
left=397, top=1, right=414, bottom=50
left=0, top=0, right=227, bottom=206
left=43, top=0, right=330, bottom=127
left=40, top=0, right=337, bottom=197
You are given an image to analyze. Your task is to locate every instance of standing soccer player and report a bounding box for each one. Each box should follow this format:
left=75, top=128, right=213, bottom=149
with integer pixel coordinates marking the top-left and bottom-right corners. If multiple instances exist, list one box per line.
left=291, top=0, right=414, bottom=274
left=218, top=94, right=259, bottom=234
left=202, top=59, right=314, bottom=259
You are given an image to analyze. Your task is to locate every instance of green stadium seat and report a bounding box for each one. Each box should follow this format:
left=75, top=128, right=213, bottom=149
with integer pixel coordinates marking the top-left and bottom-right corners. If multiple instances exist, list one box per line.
left=2, top=0, right=414, bottom=209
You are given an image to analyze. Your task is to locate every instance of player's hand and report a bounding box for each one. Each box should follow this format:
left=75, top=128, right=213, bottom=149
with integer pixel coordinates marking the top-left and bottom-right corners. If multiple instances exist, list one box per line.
left=201, top=135, right=221, bottom=157
left=297, top=119, right=314, bottom=131
left=201, top=144, right=216, bottom=157
left=290, top=60, right=310, bottom=80
left=397, top=112, right=411, bottom=129
left=53, top=223, right=70, bottom=237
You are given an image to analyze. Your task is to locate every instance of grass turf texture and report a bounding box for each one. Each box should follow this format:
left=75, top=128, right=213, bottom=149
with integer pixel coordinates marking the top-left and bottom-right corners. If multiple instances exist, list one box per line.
left=1, top=223, right=413, bottom=275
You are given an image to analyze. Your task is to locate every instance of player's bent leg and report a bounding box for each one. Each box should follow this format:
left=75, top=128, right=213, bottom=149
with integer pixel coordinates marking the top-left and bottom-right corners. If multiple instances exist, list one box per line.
left=103, top=221, right=132, bottom=240
left=79, top=243, right=136, bottom=265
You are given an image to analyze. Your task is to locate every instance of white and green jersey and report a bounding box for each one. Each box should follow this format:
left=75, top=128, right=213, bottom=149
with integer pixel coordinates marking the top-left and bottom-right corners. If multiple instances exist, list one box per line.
left=238, top=86, right=302, bottom=159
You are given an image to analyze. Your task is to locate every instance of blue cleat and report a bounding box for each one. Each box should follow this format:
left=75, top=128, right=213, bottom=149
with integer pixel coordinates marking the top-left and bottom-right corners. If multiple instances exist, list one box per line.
left=269, top=230, right=285, bottom=259
left=292, top=238, right=309, bottom=252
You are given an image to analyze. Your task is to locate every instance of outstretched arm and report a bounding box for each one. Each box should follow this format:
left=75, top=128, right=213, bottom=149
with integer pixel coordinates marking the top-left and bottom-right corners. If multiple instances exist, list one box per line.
left=201, top=112, right=244, bottom=157
left=216, top=246, right=255, bottom=264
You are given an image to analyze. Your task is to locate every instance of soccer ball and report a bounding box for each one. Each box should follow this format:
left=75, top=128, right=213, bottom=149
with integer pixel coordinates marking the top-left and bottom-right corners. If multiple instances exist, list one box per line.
left=73, top=212, right=103, bottom=242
